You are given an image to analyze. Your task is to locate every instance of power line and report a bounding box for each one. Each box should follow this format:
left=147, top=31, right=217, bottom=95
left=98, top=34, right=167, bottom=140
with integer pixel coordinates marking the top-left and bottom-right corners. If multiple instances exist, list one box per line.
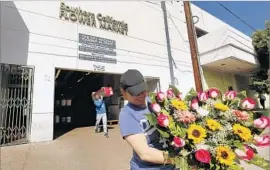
left=167, top=11, right=190, bottom=50
left=216, top=2, right=257, bottom=31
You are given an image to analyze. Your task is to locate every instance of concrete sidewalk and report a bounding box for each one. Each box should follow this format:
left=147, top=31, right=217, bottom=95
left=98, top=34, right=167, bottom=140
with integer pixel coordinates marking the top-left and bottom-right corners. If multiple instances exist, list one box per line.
left=1, top=126, right=131, bottom=170
left=1, top=126, right=269, bottom=170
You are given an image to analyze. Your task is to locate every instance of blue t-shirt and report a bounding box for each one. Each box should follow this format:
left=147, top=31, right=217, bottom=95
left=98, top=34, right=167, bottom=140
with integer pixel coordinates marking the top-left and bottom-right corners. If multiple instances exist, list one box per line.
left=93, top=99, right=106, bottom=114
left=119, top=102, right=175, bottom=170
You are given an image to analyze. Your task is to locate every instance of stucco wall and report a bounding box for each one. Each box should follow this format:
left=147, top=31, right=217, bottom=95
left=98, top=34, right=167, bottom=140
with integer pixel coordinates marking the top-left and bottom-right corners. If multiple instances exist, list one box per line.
left=0, top=1, right=257, bottom=142
left=202, top=68, right=235, bottom=93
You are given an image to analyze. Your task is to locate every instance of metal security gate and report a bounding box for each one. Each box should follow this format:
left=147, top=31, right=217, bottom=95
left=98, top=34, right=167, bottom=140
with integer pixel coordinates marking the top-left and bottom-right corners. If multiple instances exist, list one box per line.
left=0, top=64, right=34, bottom=146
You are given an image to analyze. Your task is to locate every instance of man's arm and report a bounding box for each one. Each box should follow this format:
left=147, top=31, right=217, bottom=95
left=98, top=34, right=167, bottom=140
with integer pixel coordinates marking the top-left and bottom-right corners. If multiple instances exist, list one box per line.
left=93, top=100, right=102, bottom=107
left=125, top=133, right=174, bottom=165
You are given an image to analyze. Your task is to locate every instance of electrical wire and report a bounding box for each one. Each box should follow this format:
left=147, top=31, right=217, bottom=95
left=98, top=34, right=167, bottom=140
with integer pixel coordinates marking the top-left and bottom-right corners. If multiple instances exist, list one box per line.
left=167, top=11, right=190, bottom=50
left=216, top=2, right=257, bottom=31
left=141, top=1, right=185, bottom=22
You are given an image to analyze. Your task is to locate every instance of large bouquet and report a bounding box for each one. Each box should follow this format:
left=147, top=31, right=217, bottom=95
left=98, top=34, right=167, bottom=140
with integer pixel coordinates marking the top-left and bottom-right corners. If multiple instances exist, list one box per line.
left=147, top=86, right=270, bottom=170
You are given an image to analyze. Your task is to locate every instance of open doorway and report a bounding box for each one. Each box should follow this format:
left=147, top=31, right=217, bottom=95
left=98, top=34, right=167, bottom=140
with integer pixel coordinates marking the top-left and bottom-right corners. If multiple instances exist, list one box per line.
left=53, top=68, right=160, bottom=139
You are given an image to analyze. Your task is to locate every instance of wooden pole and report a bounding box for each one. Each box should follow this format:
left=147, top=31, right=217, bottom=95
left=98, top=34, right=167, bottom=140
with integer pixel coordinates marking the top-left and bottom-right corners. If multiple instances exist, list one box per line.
left=183, top=1, right=203, bottom=92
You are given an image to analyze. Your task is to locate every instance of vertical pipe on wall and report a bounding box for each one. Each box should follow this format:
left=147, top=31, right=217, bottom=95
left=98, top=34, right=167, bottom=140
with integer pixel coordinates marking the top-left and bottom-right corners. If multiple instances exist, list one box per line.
left=161, top=1, right=175, bottom=86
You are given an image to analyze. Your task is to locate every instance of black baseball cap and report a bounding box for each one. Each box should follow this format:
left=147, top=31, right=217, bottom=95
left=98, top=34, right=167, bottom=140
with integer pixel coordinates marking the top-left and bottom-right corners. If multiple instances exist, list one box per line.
left=120, top=69, right=147, bottom=96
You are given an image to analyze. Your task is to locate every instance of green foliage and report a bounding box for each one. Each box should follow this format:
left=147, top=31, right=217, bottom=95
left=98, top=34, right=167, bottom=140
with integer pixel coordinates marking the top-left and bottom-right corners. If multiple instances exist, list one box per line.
left=169, top=85, right=181, bottom=95
left=184, top=88, right=197, bottom=101
left=250, top=21, right=270, bottom=93
left=156, top=128, right=170, bottom=138
left=252, top=21, right=269, bottom=69
left=174, top=156, right=190, bottom=170
left=168, top=121, right=187, bottom=138
left=247, top=155, right=270, bottom=170
left=228, top=164, right=244, bottom=170
left=236, top=91, right=247, bottom=100
left=148, top=92, right=157, bottom=103
left=145, top=113, right=157, bottom=126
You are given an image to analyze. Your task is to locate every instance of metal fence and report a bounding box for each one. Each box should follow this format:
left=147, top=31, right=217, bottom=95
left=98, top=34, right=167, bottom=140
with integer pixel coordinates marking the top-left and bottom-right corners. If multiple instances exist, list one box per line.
left=0, top=63, right=34, bottom=146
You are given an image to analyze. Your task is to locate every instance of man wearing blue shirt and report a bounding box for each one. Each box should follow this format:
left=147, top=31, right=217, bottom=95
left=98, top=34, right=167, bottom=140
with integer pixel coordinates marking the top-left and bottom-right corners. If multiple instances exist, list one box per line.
left=93, top=93, right=109, bottom=138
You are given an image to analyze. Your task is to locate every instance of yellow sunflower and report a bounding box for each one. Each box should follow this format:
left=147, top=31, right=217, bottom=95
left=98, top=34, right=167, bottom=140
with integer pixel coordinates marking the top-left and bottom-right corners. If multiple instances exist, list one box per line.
left=216, top=145, right=236, bottom=166
left=171, top=99, right=188, bottom=111
left=187, top=124, right=207, bottom=144
left=233, top=124, right=252, bottom=141
left=214, top=102, right=229, bottom=112
left=206, top=119, right=222, bottom=131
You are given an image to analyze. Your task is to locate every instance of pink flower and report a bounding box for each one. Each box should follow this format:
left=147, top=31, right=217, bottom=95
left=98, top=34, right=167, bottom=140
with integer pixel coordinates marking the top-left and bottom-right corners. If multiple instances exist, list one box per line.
left=254, top=135, right=270, bottom=147
left=235, top=145, right=255, bottom=161
left=225, top=91, right=237, bottom=101
left=195, top=149, right=211, bottom=164
left=157, top=113, right=169, bottom=127
left=150, top=103, right=161, bottom=113
left=233, top=110, right=249, bottom=121
left=254, top=116, right=270, bottom=129
left=208, top=88, right=219, bottom=98
left=176, top=93, right=183, bottom=100
left=176, top=110, right=196, bottom=124
left=241, top=98, right=256, bottom=110
left=198, top=91, right=208, bottom=102
left=172, top=136, right=185, bottom=148
left=167, top=89, right=174, bottom=99
left=157, top=92, right=166, bottom=102
left=191, top=99, right=199, bottom=110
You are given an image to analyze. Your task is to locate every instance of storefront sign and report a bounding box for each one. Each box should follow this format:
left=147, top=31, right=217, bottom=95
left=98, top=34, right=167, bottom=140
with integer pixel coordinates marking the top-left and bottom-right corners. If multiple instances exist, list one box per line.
left=59, top=2, right=128, bottom=36
left=78, top=33, right=117, bottom=64
left=79, top=54, right=117, bottom=64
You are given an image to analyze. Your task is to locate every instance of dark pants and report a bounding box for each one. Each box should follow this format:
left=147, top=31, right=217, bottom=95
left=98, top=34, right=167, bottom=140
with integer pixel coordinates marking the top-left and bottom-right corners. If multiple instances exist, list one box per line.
left=260, top=99, right=265, bottom=109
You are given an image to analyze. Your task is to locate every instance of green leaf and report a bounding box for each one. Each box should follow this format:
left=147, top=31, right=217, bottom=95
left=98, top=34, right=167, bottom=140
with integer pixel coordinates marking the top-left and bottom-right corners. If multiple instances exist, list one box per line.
left=174, top=157, right=190, bottom=170
left=228, top=164, right=244, bottom=170
left=236, top=91, right=247, bottom=100
left=180, top=149, right=190, bottom=157
left=145, top=113, right=157, bottom=126
left=184, top=88, right=197, bottom=101
left=248, top=155, right=270, bottom=170
left=161, top=109, right=170, bottom=115
left=148, top=92, right=157, bottom=103
left=229, top=98, right=240, bottom=107
left=169, top=85, right=181, bottom=95
left=156, top=128, right=170, bottom=138
left=233, top=140, right=244, bottom=150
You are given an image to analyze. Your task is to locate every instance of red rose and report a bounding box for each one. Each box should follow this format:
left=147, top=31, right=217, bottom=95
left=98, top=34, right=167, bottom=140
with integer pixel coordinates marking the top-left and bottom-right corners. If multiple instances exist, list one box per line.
left=198, top=91, right=208, bottom=102
left=167, top=89, right=174, bottom=99
left=157, top=92, right=166, bottom=102
left=208, top=88, right=219, bottom=98
left=172, top=136, right=185, bottom=148
left=195, top=149, right=211, bottom=164
left=150, top=103, right=161, bottom=113
left=225, top=90, right=237, bottom=101
left=176, top=93, right=183, bottom=101
left=157, top=113, right=169, bottom=127
left=235, top=145, right=254, bottom=161
left=241, top=98, right=256, bottom=110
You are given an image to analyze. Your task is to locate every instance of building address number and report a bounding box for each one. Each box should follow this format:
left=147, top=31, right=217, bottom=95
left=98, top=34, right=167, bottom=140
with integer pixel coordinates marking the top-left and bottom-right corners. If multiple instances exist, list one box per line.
left=93, top=64, right=105, bottom=72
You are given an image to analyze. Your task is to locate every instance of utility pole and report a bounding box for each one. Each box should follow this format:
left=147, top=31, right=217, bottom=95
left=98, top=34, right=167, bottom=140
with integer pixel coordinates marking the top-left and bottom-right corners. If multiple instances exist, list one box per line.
left=183, top=1, right=203, bottom=92
left=161, top=1, right=175, bottom=86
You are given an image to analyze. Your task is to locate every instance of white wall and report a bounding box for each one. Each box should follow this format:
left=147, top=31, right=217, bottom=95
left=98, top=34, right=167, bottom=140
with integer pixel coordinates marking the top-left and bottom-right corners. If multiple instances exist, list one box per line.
left=1, top=1, right=193, bottom=142
left=0, top=1, right=256, bottom=142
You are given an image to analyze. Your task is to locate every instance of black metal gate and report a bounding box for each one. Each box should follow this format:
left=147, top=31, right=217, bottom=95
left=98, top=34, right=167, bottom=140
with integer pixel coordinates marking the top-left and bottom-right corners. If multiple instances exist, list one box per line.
left=0, top=63, right=34, bottom=146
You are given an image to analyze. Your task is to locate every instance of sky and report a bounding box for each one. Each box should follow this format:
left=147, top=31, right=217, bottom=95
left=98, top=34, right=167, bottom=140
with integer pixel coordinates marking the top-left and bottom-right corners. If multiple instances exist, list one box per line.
left=192, top=1, right=270, bottom=36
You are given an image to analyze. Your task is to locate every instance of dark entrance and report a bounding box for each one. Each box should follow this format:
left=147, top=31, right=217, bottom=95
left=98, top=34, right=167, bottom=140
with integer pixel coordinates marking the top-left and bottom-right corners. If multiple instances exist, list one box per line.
left=53, top=69, right=121, bottom=139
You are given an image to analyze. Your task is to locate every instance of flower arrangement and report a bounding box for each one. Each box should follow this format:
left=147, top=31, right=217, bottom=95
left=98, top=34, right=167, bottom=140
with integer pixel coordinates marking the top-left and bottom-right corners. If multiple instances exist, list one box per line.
left=146, top=86, right=270, bottom=170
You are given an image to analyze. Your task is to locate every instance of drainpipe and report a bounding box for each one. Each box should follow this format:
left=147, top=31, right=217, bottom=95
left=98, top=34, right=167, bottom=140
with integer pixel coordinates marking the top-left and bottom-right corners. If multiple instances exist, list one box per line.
left=161, top=1, right=175, bottom=86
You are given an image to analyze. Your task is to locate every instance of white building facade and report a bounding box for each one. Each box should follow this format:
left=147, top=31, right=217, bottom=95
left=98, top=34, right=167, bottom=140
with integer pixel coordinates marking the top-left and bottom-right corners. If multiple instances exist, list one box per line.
left=0, top=1, right=260, bottom=143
